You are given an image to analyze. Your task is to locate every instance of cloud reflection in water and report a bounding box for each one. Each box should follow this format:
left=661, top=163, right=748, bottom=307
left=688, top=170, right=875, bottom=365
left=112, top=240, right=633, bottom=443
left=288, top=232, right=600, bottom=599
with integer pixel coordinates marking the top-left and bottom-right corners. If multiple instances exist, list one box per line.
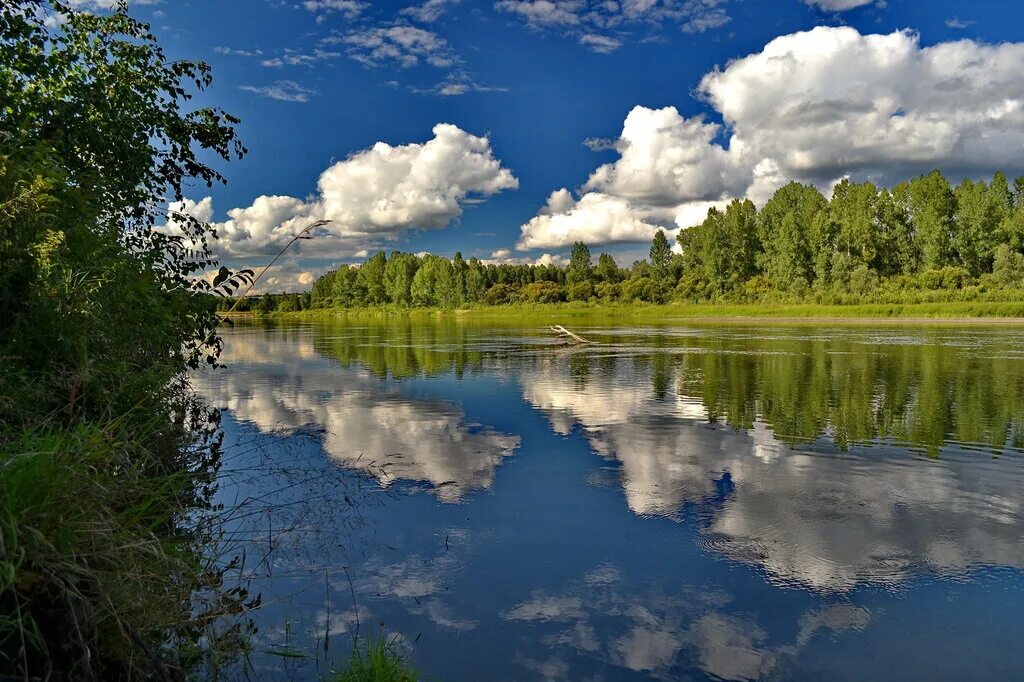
left=196, top=329, right=519, bottom=502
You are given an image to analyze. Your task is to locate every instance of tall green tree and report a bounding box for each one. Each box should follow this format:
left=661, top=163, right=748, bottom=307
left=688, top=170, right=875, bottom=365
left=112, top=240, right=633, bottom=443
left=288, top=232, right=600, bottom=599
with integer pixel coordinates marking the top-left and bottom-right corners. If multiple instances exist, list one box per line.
left=756, top=182, right=827, bottom=287
left=331, top=266, right=360, bottom=306
left=411, top=255, right=455, bottom=306
left=566, top=241, right=593, bottom=284
left=384, top=252, right=420, bottom=305
left=874, top=188, right=917, bottom=277
left=452, top=251, right=468, bottom=305
left=596, top=253, right=622, bottom=283
left=679, top=199, right=758, bottom=296
left=465, top=258, right=487, bottom=302
left=897, top=170, right=956, bottom=270
left=649, top=229, right=672, bottom=281
left=356, top=251, right=388, bottom=305
left=1000, top=177, right=1024, bottom=252
left=953, top=176, right=1009, bottom=275
left=829, top=179, right=879, bottom=267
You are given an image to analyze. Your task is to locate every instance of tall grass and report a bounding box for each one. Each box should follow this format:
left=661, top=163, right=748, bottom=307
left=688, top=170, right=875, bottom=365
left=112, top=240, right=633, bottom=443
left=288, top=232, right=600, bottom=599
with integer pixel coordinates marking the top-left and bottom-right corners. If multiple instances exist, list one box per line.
left=331, top=635, right=419, bottom=682
left=0, top=410, right=252, bottom=678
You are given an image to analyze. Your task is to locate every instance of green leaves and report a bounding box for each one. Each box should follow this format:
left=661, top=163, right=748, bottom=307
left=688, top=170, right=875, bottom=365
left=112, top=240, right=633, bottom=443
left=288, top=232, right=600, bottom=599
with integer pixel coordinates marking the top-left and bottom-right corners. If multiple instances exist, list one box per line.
left=209, top=268, right=255, bottom=298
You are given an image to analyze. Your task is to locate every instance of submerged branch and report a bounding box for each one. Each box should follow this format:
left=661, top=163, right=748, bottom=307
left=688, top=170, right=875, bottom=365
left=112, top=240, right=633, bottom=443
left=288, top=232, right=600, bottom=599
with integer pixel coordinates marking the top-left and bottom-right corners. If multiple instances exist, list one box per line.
left=550, top=325, right=594, bottom=344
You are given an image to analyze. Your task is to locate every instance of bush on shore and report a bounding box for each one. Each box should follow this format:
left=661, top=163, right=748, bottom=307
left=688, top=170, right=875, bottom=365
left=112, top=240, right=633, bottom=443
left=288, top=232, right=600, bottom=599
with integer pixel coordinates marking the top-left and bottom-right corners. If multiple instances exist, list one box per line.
left=1, top=2, right=251, bottom=677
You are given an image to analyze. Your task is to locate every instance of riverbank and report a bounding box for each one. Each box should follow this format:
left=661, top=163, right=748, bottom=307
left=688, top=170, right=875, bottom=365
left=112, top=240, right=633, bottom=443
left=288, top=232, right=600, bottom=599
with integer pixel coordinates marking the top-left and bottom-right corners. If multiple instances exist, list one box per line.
left=228, top=300, right=1024, bottom=324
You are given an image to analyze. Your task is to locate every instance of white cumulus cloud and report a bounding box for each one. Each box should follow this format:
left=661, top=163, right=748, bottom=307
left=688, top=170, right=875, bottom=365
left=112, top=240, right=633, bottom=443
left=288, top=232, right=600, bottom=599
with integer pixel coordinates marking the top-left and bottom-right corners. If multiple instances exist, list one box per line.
left=582, top=105, right=746, bottom=206
left=173, top=124, right=517, bottom=260
left=700, top=26, right=1024, bottom=184
left=517, top=190, right=668, bottom=250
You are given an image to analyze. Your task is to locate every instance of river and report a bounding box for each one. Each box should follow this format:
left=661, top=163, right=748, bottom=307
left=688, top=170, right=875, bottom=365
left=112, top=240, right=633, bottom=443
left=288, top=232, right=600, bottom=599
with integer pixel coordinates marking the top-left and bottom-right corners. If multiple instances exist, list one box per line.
left=195, top=318, right=1024, bottom=680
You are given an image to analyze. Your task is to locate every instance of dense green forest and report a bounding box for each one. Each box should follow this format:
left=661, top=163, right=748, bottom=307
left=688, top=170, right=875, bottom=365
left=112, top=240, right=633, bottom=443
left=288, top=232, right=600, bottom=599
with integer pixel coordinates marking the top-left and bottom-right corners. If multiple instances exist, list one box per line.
left=0, top=3, right=254, bottom=678
left=287, top=171, right=1024, bottom=312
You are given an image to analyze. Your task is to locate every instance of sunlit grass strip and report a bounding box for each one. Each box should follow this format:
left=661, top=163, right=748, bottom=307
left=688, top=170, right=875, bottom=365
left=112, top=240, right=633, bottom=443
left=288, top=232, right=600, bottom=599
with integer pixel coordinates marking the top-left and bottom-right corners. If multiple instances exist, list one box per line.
left=255, top=300, right=1024, bottom=322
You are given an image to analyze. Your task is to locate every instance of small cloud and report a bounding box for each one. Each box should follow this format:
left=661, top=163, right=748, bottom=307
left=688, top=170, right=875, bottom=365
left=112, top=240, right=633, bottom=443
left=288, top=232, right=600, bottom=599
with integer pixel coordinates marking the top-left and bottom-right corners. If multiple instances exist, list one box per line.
left=803, top=0, right=875, bottom=10
left=400, top=0, right=459, bottom=23
left=486, top=249, right=569, bottom=267
left=214, top=46, right=264, bottom=57
left=413, top=70, right=507, bottom=96
left=336, top=25, right=458, bottom=69
left=945, top=17, right=974, bottom=29
left=261, top=49, right=340, bottom=68
left=579, top=33, right=622, bottom=54
left=681, top=7, right=730, bottom=33
left=239, top=80, right=318, bottom=103
left=302, top=0, right=366, bottom=19
left=583, top=137, right=617, bottom=152
left=496, top=0, right=732, bottom=48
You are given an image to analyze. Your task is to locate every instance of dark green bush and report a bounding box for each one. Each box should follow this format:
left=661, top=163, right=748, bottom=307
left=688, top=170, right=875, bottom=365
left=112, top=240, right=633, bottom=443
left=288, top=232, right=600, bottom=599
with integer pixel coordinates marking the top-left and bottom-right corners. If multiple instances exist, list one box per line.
left=483, top=283, right=518, bottom=305
left=519, top=281, right=567, bottom=303
left=567, top=281, right=595, bottom=302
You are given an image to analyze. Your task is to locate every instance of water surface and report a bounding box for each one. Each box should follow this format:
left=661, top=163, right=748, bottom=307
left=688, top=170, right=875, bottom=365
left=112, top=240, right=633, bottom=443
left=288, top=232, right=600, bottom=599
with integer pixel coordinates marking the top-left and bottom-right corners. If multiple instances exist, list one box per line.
left=198, top=318, right=1024, bottom=680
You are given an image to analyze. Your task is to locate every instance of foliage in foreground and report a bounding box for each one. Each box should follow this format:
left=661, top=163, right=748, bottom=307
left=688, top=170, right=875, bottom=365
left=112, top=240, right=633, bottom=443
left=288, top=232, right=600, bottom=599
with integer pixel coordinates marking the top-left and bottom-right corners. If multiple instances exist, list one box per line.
left=1, top=1, right=249, bottom=678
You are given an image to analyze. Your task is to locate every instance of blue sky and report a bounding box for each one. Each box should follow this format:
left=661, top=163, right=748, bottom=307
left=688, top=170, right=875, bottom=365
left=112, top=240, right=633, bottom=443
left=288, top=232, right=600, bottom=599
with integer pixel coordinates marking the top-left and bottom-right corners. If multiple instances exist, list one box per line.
left=130, top=0, right=1024, bottom=290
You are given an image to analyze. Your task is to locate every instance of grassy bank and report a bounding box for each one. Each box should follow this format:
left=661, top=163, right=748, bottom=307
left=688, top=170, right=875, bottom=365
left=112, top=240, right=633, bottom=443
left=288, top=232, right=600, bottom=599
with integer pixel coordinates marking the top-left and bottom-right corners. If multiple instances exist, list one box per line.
left=239, top=299, right=1024, bottom=324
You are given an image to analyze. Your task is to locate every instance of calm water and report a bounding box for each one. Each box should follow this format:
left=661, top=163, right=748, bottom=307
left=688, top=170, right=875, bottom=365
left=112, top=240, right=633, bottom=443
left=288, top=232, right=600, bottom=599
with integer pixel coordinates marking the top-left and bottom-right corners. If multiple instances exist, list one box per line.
left=197, top=318, right=1024, bottom=680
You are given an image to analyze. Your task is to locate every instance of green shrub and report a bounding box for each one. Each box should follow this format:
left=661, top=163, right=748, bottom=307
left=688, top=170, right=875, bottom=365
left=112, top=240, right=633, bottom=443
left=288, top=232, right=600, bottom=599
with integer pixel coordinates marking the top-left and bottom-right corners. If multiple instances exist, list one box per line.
left=483, top=283, right=518, bottom=305
left=621, top=276, right=659, bottom=302
left=674, top=271, right=711, bottom=302
left=849, top=265, right=879, bottom=295
left=918, top=266, right=973, bottom=290
left=595, top=282, right=622, bottom=301
left=519, top=281, right=567, bottom=303
left=1, top=418, right=249, bottom=678
left=567, top=281, right=594, bottom=302
left=992, top=245, right=1024, bottom=287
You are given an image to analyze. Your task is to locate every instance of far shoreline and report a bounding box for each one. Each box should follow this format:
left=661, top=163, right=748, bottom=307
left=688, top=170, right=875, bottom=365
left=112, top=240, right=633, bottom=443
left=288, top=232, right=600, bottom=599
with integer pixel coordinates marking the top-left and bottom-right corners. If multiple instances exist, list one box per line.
left=222, top=301, right=1024, bottom=325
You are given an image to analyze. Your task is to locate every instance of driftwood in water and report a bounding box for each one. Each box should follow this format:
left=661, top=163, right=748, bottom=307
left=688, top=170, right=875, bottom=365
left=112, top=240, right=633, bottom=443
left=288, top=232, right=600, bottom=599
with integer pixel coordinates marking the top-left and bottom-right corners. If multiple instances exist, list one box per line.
left=550, top=325, right=594, bottom=345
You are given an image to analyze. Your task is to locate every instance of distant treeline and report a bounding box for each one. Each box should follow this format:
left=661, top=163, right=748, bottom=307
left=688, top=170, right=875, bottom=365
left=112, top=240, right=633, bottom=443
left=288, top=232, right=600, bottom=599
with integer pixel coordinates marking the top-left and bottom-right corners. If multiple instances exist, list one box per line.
left=253, top=170, right=1024, bottom=311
